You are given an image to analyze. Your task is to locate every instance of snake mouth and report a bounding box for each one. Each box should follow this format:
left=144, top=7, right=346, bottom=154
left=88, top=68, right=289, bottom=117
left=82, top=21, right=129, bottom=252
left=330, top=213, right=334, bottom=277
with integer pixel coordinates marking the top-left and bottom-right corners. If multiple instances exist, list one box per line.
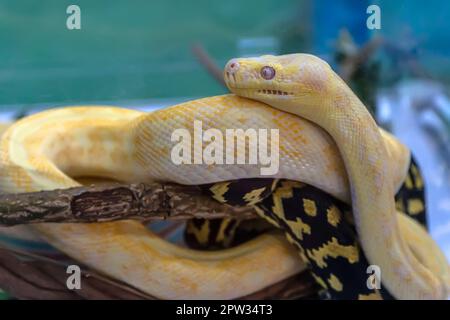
left=228, top=85, right=294, bottom=98
left=256, top=89, right=294, bottom=96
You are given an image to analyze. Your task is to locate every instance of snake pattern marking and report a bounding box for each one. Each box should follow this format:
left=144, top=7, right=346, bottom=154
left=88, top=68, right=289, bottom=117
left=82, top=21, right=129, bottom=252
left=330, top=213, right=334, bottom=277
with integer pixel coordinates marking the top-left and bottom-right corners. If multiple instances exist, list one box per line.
left=0, top=53, right=448, bottom=299
left=185, top=156, right=427, bottom=299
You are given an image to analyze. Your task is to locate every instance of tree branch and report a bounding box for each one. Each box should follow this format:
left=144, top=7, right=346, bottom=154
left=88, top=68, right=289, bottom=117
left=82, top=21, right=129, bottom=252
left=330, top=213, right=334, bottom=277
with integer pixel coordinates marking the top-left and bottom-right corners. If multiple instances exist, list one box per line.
left=191, top=43, right=226, bottom=87
left=0, top=182, right=257, bottom=226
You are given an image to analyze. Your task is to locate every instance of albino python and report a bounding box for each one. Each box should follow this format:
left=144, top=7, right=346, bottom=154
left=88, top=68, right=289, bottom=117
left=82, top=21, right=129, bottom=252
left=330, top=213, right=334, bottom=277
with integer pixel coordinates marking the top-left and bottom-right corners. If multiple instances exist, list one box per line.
left=0, top=53, right=448, bottom=299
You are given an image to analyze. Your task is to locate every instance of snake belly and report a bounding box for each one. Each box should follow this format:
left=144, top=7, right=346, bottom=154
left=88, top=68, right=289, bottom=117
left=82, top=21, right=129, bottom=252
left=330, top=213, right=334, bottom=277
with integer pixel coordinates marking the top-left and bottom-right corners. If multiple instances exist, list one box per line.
left=0, top=94, right=416, bottom=299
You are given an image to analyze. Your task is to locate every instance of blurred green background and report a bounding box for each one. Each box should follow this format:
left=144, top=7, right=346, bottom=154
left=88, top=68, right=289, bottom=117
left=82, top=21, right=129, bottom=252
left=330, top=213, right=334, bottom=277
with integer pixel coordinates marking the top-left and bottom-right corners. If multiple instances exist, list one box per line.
left=0, top=0, right=310, bottom=110
left=0, top=0, right=449, bottom=110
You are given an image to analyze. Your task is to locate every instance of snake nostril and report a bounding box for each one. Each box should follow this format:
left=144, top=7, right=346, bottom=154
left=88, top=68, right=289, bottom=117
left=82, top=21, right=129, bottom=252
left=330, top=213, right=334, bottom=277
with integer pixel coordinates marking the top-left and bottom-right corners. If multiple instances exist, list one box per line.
left=227, top=60, right=240, bottom=74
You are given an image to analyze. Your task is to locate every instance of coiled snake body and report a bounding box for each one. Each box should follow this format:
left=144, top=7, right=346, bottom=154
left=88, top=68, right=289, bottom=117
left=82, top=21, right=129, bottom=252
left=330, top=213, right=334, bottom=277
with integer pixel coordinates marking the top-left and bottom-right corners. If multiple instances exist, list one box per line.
left=0, top=54, right=448, bottom=299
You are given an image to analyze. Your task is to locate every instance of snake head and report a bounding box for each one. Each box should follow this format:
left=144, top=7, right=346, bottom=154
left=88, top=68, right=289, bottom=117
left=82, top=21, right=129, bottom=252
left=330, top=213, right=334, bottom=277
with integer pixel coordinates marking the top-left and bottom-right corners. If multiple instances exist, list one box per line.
left=224, top=53, right=335, bottom=109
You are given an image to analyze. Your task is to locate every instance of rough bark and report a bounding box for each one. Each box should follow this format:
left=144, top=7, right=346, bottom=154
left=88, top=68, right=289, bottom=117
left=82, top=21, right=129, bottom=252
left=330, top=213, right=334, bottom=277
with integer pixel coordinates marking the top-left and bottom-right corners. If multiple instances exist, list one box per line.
left=0, top=182, right=257, bottom=226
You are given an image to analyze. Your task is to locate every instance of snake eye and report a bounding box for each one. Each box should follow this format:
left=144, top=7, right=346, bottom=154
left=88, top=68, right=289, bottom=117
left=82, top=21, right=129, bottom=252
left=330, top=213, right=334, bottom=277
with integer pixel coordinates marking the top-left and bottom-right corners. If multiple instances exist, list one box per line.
left=260, top=66, right=276, bottom=80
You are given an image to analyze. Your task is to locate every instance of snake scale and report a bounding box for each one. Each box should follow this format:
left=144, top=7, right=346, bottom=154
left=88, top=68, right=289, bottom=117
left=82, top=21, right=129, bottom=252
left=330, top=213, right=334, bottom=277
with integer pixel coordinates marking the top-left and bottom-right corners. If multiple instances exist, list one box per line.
left=0, top=53, right=448, bottom=299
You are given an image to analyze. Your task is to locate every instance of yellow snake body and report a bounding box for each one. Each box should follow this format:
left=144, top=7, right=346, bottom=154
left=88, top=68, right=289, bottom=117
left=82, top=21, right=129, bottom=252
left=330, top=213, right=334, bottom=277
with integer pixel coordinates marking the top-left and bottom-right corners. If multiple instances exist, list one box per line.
left=0, top=93, right=411, bottom=299
left=0, top=53, right=447, bottom=299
